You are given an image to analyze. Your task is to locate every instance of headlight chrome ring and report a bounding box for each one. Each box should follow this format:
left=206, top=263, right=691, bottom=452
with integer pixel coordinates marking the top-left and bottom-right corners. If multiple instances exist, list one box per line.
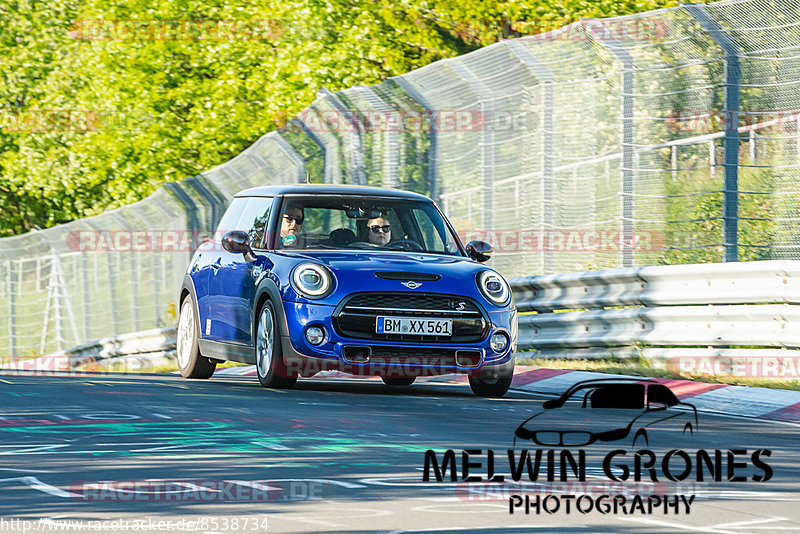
left=291, top=263, right=334, bottom=298
left=477, top=270, right=510, bottom=306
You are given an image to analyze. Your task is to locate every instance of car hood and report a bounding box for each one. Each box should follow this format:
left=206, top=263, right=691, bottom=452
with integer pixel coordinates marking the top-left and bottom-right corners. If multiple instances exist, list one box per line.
left=278, top=250, right=477, bottom=271
left=273, top=250, right=496, bottom=304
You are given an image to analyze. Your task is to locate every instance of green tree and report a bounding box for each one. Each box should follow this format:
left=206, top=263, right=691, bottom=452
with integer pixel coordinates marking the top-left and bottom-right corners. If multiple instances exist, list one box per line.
left=1, top=0, right=688, bottom=237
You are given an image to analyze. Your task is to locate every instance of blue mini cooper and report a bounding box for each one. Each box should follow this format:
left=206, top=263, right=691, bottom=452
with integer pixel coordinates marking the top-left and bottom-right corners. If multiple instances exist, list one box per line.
left=177, top=185, right=517, bottom=396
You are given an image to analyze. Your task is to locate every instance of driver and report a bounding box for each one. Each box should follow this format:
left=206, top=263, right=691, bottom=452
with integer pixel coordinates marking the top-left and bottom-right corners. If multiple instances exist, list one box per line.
left=367, top=216, right=391, bottom=246
left=280, top=204, right=304, bottom=248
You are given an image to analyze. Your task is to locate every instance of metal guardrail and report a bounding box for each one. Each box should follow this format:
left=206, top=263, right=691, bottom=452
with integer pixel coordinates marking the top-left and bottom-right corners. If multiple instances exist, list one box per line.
left=510, top=260, right=800, bottom=354
left=0, top=326, right=176, bottom=373
left=3, top=261, right=798, bottom=371
left=66, top=325, right=177, bottom=370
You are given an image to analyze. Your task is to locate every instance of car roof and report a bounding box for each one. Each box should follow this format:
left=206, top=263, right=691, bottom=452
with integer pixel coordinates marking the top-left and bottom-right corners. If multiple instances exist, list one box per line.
left=235, top=184, right=432, bottom=201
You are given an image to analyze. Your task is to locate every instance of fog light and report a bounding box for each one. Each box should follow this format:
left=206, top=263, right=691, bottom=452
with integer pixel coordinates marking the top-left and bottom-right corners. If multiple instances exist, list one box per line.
left=305, top=326, right=325, bottom=345
left=490, top=332, right=509, bottom=352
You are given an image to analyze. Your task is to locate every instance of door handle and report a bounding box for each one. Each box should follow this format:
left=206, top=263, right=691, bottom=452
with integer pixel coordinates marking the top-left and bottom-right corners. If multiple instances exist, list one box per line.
left=211, top=263, right=221, bottom=270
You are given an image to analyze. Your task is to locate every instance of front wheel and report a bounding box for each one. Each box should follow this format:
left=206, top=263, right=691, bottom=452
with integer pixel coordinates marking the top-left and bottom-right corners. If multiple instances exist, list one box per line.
left=176, top=295, right=216, bottom=379
left=381, top=377, right=416, bottom=386
left=469, top=373, right=512, bottom=397
left=256, top=301, right=297, bottom=389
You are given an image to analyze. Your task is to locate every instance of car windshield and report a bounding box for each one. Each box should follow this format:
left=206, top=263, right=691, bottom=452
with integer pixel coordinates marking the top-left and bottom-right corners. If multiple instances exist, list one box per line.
left=275, top=194, right=463, bottom=256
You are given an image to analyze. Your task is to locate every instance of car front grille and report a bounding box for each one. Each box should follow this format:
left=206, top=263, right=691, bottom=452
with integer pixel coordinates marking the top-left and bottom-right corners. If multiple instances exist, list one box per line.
left=333, top=292, right=488, bottom=342
left=533, top=431, right=593, bottom=447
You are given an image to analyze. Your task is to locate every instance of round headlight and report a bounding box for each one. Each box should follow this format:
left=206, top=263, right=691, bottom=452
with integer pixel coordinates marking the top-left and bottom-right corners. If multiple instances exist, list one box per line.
left=291, top=263, right=333, bottom=298
left=477, top=270, right=510, bottom=306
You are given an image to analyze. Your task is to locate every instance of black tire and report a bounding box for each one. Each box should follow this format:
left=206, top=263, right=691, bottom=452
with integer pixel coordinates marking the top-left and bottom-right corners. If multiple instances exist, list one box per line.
left=255, top=300, right=298, bottom=389
left=468, top=373, right=512, bottom=397
left=381, top=377, right=416, bottom=386
left=176, top=294, right=216, bottom=379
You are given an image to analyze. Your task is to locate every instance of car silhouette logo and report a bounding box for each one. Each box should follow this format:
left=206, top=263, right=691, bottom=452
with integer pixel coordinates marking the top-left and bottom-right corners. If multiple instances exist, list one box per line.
left=402, top=281, right=422, bottom=289
left=514, top=378, right=698, bottom=449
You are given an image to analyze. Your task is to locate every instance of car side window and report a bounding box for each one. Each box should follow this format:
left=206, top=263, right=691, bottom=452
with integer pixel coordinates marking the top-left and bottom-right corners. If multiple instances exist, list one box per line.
left=216, top=198, right=249, bottom=238
left=412, top=209, right=444, bottom=250
left=647, top=384, right=679, bottom=408
left=410, top=207, right=458, bottom=253
left=235, top=198, right=273, bottom=248
left=589, top=384, right=645, bottom=409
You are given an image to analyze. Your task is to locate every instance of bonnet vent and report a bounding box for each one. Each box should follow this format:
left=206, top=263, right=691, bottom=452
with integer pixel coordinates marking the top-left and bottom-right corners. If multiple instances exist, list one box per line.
left=374, top=272, right=441, bottom=282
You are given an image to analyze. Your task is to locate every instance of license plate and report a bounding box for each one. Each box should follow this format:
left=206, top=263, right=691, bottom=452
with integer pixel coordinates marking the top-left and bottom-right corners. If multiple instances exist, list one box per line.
left=376, top=317, right=452, bottom=336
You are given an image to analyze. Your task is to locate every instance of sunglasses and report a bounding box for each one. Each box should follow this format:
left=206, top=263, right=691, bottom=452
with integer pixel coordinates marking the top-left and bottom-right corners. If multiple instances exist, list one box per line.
left=369, top=225, right=391, bottom=233
left=283, top=214, right=304, bottom=225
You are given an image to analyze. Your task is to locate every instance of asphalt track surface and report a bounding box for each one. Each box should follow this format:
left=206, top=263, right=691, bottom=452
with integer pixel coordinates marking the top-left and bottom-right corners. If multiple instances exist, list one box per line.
left=1, top=372, right=799, bottom=533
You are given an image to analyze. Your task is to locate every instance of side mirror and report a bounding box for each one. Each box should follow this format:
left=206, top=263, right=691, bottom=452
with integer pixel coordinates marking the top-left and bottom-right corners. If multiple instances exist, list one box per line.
left=542, top=399, right=560, bottom=410
left=222, top=230, right=256, bottom=262
left=466, top=240, right=493, bottom=263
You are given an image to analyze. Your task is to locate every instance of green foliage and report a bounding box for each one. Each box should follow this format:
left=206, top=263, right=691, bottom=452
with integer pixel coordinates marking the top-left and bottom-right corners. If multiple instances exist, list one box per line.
left=657, top=155, right=777, bottom=264
left=1, top=0, right=688, bottom=237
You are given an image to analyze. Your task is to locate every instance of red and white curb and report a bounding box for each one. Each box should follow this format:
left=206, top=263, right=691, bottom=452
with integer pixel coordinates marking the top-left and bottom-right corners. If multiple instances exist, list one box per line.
left=214, top=365, right=800, bottom=424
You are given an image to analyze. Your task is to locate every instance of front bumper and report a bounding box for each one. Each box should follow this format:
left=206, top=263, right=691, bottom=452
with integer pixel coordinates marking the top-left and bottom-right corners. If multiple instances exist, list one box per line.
left=278, top=300, right=517, bottom=378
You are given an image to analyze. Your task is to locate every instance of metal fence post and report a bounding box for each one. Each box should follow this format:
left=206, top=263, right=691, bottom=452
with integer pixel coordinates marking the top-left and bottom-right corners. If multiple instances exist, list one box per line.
left=448, top=60, right=495, bottom=232
left=291, top=117, right=342, bottom=185
left=132, top=251, right=141, bottom=332
left=53, top=256, right=64, bottom=352
left=6, top=260, right=16, bottom=360
left=80, top=251, right=91, bottom=339
left=319, top=88, right=367, bottom=186
left=353, top=86, right=401, bottom=189
left=271, top=133, right=307, bottom=184
left=709, top=140, right=716, bottom=176
left=505, top=41, right=555, bottom=274
left=796, top=116, right=800, bottom=163
left=672, top=146, right=679, bottom=182
left=107, top=252, right=120, bottom=336
left=587, top=22, right=636, bottom=267
left=165, top=182, right=202, bottom=266
left=393, top=77, right=440, bottom=204
left=684, top=3, right=740, bottom=262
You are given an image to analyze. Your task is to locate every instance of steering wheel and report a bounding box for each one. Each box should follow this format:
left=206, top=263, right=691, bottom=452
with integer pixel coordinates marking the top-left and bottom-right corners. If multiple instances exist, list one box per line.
left=384, top=239, right=424, bottom=252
